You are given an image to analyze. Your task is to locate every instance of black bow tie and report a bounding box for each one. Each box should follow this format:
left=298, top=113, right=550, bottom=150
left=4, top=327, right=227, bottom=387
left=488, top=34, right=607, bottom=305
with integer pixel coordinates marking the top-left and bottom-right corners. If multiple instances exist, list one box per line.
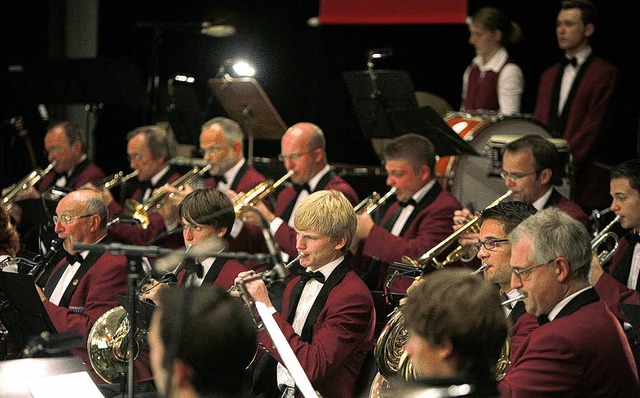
left=293, top=183, right=312, bottom=194
left=537, top=314, right=550, bottom=326
left=66, top=253, right=83, bottom=265
left=561, top=56, right=578, bottom=67
left=398, top=198, right=417, bottom=208
left=184, top=259, right=204, bottom=279
left=213, top=175, right=228, bottom=185
left=298, top=269, right=325, bottom=284
left=139, top=180, right=157, bottom=192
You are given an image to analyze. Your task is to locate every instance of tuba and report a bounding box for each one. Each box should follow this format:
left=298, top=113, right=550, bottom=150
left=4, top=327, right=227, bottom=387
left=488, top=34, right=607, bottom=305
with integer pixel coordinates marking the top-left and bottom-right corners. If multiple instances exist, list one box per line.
left=232, top=170, right=294, bottom=215
left=354, top=187, right=397, bottom=215
left=125, top=164, right=211, bottom=229
left=401, top=190, right=512, bottom=269
left=2, top=161, right=57, bottom=212
left=591, top=215, right=620, bottom=265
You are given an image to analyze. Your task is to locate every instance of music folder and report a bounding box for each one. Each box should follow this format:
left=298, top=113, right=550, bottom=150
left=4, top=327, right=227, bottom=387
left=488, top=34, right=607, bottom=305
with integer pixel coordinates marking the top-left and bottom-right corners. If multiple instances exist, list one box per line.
left=0, top=272, right=56, bottom=358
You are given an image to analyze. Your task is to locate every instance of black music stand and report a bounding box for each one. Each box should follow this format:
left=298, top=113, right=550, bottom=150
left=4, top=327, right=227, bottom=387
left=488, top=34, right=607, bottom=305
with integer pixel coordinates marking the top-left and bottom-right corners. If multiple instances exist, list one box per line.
left=343, top=69, right=418, bottom=141
left=209, top=77, right=287, bottom=166
left=0, top=272, right=56, bottom=356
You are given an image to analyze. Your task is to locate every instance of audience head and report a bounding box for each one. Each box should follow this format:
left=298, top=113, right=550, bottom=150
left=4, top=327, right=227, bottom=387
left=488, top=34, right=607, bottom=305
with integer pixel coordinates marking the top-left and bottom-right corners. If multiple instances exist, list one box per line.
left=509, top=207, right=592, bottom=317
left=126, top=125, right=177, bottom=182
left=501, top=135, right=561, bottom=203
left=294, top=190, right=356, bottom=267
left=402, top=268, right=507, bottom=383
left=477, top=201, right=537, bottom=291
left=54, top=189, right=108, bottom=253
left=279, top=122, right=327, bottom=185
left=44, top=121, right=85, bottom=175
left=199, top=117, right=245, bottom=176
left=610, top=158, right=640, bottom=231
left=383, top=133, right=437, bottom=203
left=149, top=286, right=256, bottom=398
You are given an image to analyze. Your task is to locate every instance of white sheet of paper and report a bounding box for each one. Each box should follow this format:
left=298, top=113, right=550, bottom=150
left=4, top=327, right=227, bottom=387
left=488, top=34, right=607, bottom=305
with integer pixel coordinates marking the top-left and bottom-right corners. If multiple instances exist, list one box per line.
left=25, top=371, right=104, bottom=398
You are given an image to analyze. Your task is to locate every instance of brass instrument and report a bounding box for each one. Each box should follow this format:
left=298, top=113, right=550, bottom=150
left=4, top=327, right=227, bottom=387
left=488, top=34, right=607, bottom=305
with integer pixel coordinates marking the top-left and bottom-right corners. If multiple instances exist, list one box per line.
left=2, top=161, right=57, bottom=212
left=233, top=170, right=294, bottom=215
left=227, top=252, right=305, bottom=294
left=401, top=190, right=512, bottom=269
left=94, top=170, right=139, bottom=190
left=591, top=215, right=620, bottom=265
left=354, top=187, right=397, bottom=215
left=125, top=164, right=211, bottom=229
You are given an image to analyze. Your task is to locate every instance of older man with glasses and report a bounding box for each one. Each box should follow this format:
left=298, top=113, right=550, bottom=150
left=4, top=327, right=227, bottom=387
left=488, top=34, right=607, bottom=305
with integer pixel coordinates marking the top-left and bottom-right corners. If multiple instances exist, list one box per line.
left=499, top=207, right=640, bottom=397
left=34, top=189, right=153, bottom=385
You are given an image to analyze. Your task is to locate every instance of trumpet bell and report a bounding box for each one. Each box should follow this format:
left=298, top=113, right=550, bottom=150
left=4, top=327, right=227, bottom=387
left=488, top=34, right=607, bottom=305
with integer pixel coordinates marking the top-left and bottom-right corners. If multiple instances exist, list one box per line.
left=87, top=306, right=139, bottom=384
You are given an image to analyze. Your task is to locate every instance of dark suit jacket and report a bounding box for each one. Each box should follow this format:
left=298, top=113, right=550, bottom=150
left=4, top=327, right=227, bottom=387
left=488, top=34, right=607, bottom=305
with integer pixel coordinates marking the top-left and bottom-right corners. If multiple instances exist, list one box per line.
left=500, top=289, right=640, bottom=397
left=533, top=56, right=620, bottom=210
left=254, top=260, right=375, bottom=398
left=273, top=173, right=359, bottom=259
left=609, top=237, right=637, bottom=290
left=43, top=250, right=153, bottom=383
left=358, top=184, right=462, bottom=294
left=37, top=158, right=106, bottom=192
left=107, top=169, right=181, bottom=245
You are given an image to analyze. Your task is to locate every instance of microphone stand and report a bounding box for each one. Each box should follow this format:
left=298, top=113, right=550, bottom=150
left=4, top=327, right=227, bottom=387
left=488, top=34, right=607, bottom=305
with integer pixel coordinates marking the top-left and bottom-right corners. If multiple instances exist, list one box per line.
left=125, top=253, right=142, bottom=398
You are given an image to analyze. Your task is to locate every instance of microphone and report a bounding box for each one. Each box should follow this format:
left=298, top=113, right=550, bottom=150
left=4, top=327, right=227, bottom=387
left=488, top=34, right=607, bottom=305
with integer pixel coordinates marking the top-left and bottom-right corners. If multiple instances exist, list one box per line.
left=22, top=331, right=83, bottom=357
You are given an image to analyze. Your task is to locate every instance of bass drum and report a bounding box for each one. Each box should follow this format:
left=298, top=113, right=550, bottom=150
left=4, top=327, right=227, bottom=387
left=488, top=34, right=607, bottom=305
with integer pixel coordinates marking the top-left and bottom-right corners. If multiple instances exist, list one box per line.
left=436, top=112, right=550, bottom=210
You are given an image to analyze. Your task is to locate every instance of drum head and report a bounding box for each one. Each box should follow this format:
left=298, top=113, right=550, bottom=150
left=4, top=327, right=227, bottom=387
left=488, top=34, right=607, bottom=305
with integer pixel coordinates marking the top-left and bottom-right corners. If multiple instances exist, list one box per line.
left=439, top=114, right=551, bottom=210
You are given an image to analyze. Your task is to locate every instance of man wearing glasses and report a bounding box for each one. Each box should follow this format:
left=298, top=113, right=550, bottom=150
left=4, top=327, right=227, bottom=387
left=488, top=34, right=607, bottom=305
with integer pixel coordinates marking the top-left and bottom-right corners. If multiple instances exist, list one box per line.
left=499, top=207, right=640, bottom=396
left=244, top=122, right=359, bottom=260
left=35, top=189, right=153, bottom=384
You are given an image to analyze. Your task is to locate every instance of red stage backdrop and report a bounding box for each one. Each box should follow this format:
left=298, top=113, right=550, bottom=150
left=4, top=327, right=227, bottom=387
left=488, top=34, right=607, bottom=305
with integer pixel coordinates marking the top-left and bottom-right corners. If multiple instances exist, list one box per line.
left=319, top=0, right=467, bottom=24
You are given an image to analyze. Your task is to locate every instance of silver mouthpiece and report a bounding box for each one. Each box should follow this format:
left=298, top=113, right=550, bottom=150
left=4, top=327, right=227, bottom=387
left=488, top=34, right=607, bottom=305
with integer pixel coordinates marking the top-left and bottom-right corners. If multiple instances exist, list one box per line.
left=501, top=292, right=528, bottom=307
left=471, top=263, right=488, bottom=275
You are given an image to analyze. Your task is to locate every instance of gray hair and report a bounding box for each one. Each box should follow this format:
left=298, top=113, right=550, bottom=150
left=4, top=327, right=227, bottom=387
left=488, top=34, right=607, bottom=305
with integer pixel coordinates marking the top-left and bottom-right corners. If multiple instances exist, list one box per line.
left=201, top=117, right=244, bottom=145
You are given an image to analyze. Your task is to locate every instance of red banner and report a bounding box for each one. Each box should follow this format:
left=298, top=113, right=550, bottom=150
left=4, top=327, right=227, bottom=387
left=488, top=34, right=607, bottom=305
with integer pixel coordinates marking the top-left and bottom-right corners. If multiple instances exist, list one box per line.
left=319, top=0, right=467, bottom=25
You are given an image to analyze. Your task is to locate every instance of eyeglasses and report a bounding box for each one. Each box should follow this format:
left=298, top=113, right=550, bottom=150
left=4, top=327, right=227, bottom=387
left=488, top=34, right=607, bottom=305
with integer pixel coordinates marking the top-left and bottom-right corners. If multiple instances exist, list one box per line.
left=278, top=151, right=312, bottom=162
left=510, top=258, right=555, bottom=281
left=473, top=238, right=510, bottom=252
left=53, top=214, right=96, bottom=226
left=499, top=170, right=539, bottom=181
left=199, top=146, right=225, bottom=156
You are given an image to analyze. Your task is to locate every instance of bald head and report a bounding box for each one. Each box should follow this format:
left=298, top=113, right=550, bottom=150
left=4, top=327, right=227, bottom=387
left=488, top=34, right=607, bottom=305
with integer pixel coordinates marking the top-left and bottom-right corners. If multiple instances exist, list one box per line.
left=280, top=122, right=327, bottom=184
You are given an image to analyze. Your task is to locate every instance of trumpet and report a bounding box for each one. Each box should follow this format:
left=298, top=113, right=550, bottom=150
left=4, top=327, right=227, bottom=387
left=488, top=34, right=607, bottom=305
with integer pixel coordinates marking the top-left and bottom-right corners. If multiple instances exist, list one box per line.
left=502, top=292, right=527, bottom=307
left=354, top=187, right=397, bottom=215
left=228, top=252, right=305, bottom=293
left=2, top=161, right=57, bottom=212
left=401, top=190, right=512, bottom=269
left=125, top=164, right=211, bottom=229
left=592, top=215, right=620, bottom=265
left=94, top=170, right=139, bottom=190
left=233, top=170, right=294, bottom=215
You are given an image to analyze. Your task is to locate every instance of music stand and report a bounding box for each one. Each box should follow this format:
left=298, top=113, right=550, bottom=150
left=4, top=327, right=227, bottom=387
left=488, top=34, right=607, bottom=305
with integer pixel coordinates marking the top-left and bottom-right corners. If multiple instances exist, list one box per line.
left=0, top=272, right=56, bottom=355
left=209, top=77, right=287, bottom=166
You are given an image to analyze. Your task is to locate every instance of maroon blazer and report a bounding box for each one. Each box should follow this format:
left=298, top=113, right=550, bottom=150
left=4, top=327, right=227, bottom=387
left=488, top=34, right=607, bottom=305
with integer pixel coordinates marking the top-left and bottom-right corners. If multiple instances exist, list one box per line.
left=107, top=170, right=181, bottom=246
left=274, top=173, right=359, bottom=259
left=595, top=271, right=640, bottom=321
left=176, top=256, right=248, bottom=291
left=533, top=56, right=620, bottom=210
left=544, top=188, right=591, bottom=231
left=255, top=260, right=375, bottom=398
left=43, top=251, right=153, bottom=383
left=359, top=184, right=462, bottom=294
left=500, top=289, right=640, bottom=397
left=507, top=301, right=538, bottom=373
left=36, top=158, right=106, bottom=192
left=609, top=237, right=637, bottom=290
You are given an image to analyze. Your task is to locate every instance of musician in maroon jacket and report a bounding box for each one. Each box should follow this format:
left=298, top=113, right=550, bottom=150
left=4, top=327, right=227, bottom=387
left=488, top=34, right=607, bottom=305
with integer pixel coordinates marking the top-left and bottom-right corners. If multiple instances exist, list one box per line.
left=245, top=122, right=359, bottom=260
left=235, top=190, right=375, bottom=398
left=35, top=189, right=152, bottom=384
left=532, top=0, right=620, bottom=212
left=158, top=117, right=269, bottom=271
left=140, top=188, right=248, bottom=300
left=351, top=133, right=461, bottom=295
left=500, top=207, right=640, bottom=397
left=89, top=125, right=182, bottom=246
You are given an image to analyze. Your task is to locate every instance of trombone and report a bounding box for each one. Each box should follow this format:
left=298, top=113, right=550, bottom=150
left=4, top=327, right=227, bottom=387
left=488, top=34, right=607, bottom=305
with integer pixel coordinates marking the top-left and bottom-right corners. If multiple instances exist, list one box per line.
left=354, top=187, right=397, bottom=215
left=232, top=170, right=294, bottom=215
left=2, top=161, right=57, bottom=212
left=592, top=215, right=620, bottom=265
left=125, top=164, right=211, bottom=229
left=401, top=189, right=512, bottom=269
